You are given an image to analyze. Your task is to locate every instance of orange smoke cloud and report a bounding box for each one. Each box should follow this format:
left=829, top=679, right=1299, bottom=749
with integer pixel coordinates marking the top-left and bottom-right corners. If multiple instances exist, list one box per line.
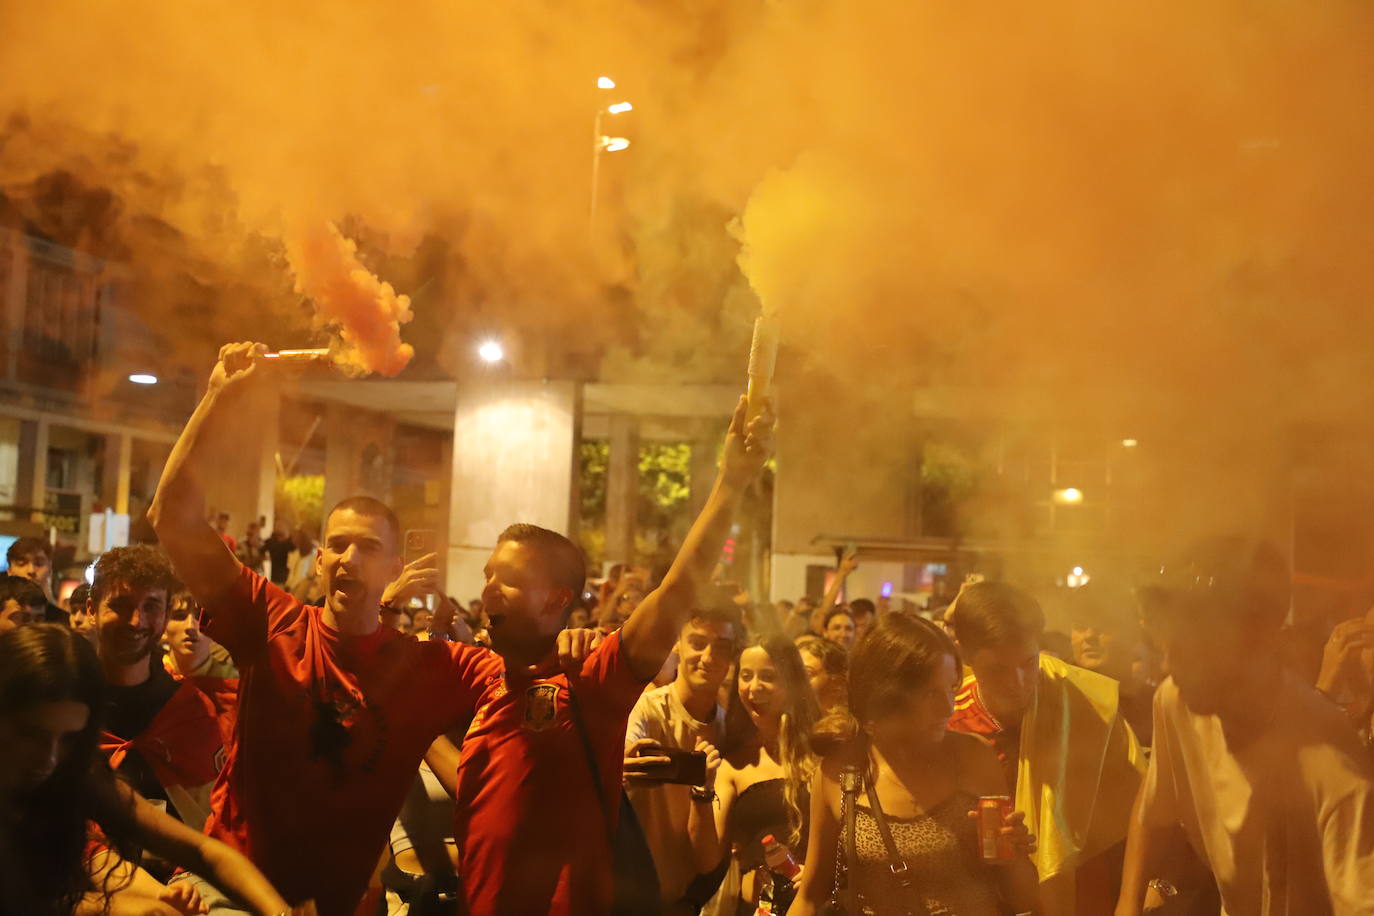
left=283, top=221, right=415, bottom=377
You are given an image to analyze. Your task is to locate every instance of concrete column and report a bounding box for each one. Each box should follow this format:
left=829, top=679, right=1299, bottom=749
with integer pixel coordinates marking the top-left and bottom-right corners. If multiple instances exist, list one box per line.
left=447, top=379, right=579, bottom=599
left=202, top=388, right=278, bottom=539
left=322, top=402, right=352, bottom=526
left=16, top=418, right=47, bottom=522
left=101, top=433, right=134, bottom=515
left=604, top=414, right=640, bottom=566
left=768, top=376, right=914, bottom=602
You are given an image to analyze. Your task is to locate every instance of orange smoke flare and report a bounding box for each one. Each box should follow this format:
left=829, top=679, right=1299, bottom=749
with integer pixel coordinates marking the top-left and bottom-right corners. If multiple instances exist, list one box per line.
left=284, top=221, right=414, bottom=377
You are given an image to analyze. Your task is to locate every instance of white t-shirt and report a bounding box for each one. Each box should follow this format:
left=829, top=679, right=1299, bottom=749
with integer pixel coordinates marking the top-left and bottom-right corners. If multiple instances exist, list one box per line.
left=624, top=682, right=726, bottom=905
left=1144, top=673, right=1374, bottom=916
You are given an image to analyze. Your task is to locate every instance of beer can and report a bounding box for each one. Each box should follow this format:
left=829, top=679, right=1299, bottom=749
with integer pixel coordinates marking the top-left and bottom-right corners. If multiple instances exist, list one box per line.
left=977, top=795, right=1015, bottom=862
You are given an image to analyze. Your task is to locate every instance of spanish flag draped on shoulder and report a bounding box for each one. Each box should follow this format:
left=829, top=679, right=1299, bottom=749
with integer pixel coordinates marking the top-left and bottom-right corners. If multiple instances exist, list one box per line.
left=1016, top=653, right=1146, bottom=883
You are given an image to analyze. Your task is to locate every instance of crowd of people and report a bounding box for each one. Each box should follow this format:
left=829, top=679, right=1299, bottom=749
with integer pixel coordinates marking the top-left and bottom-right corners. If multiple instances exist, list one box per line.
left=3, top=341, right=1374, bottom=916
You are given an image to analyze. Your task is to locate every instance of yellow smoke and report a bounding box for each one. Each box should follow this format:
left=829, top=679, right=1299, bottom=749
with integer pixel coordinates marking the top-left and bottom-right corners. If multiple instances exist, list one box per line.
left=3, top=0, right=1374, bottom=480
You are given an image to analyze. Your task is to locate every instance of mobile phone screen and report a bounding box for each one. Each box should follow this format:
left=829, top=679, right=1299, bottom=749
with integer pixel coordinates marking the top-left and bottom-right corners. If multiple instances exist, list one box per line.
left=404, top=529, right=436, bottom=565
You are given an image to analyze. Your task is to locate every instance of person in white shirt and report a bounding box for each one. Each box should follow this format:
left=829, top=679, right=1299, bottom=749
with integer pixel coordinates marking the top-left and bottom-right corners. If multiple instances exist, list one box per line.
left=623, top=597, right=743, bottom=914
left=1117, top=535, right=1374, bottom=916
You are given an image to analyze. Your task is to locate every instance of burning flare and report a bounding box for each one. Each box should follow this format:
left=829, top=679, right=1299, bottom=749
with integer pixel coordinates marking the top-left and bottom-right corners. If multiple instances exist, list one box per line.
left=284, top=221, right=414, bottom=377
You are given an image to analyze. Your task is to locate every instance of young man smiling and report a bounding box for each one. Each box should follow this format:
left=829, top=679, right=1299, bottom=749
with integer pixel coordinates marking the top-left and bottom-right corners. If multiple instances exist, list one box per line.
left=623, top=593, right=744, bottom=912
left=90, top=545, right=237, bottom=848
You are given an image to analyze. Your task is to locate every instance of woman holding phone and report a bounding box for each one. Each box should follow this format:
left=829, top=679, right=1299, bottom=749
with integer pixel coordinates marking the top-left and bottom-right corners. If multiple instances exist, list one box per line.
left=689, top=632, right=820, bottom=915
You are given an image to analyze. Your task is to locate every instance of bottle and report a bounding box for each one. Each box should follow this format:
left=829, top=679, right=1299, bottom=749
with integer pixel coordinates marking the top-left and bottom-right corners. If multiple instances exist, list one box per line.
left=762, top=834, right=801, bottom=881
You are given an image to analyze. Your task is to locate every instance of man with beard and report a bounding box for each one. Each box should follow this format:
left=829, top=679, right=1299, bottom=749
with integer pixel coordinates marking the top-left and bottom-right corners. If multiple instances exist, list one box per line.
left=1067, top=582, right=1156, bottom=746
left=90, top=546, right=237, bottom=850
left=1116, top=537, right=1374, bottom=916
left=421, top=395, right=773, bottom=916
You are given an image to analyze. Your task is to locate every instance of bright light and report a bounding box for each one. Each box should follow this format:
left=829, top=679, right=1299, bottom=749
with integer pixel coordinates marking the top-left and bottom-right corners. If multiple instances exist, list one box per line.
left=1122, top=438, right=1139, bottom=448
left=607, top=101, right=633, bottom=115
left=128, top=373, right=158, bottom=385
left=1053, top=487, right=1085, bottom=505
left=597, top=76, right=616, bottom=89
left=1072, top=566, right=1084, bottom=576
left=1067, top=566, right=1091, bottom=588
left=477, top=341, right=504, bottom=363
left=601, top=136, right=631, bottom=152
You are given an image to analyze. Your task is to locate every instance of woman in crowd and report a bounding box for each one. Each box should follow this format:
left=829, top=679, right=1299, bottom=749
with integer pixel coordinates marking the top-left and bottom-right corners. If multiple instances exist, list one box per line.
left=690, top=632, right=820, bottom=915
left=791, top=614, right=1038, bottom=916
left=0, top=624, right=305, bottom=916
left=822, top=607, right=857, bottom=651
left=796, top=635, right=848, bottom=714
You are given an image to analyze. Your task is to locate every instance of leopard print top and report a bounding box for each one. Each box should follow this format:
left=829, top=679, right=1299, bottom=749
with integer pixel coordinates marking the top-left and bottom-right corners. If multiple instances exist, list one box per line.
left=851, top=790, right=1001, bottom=916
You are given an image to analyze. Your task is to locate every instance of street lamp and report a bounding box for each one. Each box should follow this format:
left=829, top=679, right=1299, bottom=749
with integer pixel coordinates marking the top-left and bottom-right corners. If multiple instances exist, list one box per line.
left=1053, top=487, right=1084, bottom=505
left=477, top=340, right=504, bottom=363
left=128, top=373, right=158, bottom=385
left=590, top=76, right=633, bottom=225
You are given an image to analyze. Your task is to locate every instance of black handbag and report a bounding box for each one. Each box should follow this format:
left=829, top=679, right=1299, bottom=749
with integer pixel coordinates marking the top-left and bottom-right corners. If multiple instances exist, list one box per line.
left=825, top=767, right=931, bottom=916
left=567, top=688, right=661, bottom=916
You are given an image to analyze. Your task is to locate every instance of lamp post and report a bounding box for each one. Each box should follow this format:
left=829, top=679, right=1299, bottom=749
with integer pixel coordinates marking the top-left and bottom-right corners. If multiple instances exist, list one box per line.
left=590, top=76, right=633, bottom=227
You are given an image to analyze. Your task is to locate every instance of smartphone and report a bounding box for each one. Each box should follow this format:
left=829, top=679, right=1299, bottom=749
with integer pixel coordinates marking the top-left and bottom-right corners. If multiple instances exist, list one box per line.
left=403, top=529, right=436, bottom=566
left=636, top=745, right=708, bottom=786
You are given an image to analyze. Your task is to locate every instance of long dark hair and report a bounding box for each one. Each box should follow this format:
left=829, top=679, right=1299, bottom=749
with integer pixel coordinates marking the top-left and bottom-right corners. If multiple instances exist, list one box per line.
left=812, top=614, right=960, bottom=766
left=0, top=625, right=138, bottom=916
left=724, top=631, right=820, bottom=847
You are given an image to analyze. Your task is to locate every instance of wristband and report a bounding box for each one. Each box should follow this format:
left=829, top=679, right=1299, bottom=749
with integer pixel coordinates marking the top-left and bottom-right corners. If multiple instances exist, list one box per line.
left=690, top=786, right=716, bottom=803
left=1148, top=879, right=1179, bottom=898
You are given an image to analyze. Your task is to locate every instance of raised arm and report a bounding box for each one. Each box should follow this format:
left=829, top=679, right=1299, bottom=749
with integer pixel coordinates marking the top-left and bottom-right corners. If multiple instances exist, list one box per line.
left=819, top=548, right=858, bottom=612
left=619, top=396, right=773, bottom=680
left=148, top=343, right=268, bottom=606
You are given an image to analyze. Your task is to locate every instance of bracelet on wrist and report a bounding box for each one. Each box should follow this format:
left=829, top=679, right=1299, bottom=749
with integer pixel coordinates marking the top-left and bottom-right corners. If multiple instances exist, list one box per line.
left=690, top=786, right=716, bottom=803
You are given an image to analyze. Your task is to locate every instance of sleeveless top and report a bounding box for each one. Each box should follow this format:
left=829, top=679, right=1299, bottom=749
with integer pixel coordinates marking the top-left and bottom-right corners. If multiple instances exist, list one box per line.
left=729, top=777, right=792, bottom=871
left=852, top=789, right=1000, bottom=916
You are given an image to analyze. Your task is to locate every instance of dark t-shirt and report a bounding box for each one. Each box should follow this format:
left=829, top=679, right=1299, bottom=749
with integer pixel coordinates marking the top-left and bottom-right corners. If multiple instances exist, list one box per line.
left=44, top=601, right=69, bottom=626
left=105, top=659, right=182, bottom=806
left=263, top=535, right=294, bottom=584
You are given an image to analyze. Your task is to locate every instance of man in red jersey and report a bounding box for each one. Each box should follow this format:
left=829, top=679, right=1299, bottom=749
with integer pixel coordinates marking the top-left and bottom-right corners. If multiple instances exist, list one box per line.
left=424, top=394, right=773, bottom=915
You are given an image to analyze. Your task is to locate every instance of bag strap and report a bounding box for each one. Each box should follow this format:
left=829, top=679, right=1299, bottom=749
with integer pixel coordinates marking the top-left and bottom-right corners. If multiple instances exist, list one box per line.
left=863, top=777, right=931, bottom=916
left=565, top=686, right=615, bottom=835
left=841, top=767, right=860, bottom=916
